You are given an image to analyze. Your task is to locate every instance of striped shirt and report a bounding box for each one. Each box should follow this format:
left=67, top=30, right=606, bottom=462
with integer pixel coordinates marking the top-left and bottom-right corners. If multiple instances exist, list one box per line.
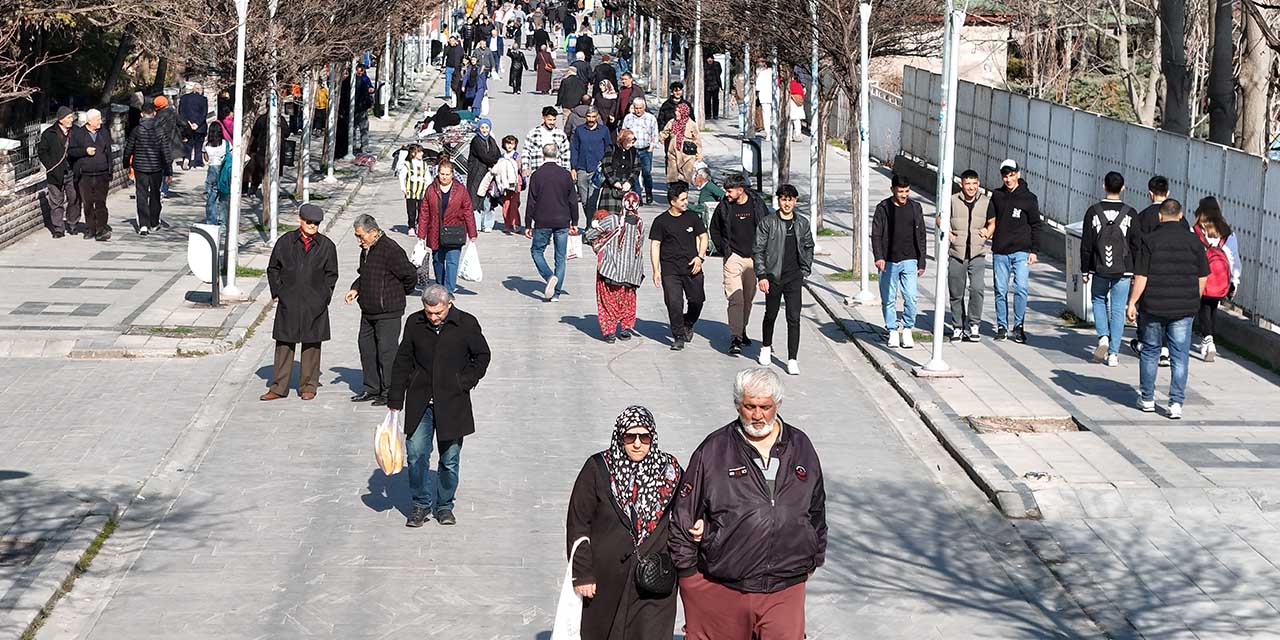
left=521, top=124, right=571, bottom=173
left=621, top=111, right=659, bottom=150
left=399, top=158, right=430, bottom=199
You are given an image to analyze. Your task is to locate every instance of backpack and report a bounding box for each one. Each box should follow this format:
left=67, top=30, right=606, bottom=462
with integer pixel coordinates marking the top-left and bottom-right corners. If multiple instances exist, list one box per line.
left=1197, top=226, right=1231, bottom=298
left=1091, top=205, right=1133, bottom=277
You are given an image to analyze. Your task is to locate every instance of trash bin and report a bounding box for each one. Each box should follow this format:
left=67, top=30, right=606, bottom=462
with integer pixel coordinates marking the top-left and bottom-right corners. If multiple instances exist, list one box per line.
left=1063, top=221, right=1093, bottom=324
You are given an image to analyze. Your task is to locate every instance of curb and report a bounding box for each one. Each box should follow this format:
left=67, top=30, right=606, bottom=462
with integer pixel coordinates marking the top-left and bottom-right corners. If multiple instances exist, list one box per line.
left=804, top=272, right=1042, bottom=519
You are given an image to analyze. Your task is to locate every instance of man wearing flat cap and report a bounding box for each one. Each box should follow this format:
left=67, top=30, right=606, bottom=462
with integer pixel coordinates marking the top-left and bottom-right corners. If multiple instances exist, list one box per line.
left=37, top=107, right=80, bottom=238
left=263, top=204, right=340, bottom=401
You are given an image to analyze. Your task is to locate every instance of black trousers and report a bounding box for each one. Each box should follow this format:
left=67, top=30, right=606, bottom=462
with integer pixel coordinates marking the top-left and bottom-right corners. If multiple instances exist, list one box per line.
left=705, top=91, right=720, bottom=120
left=77, top=174, right=111, bottom=236
left=762, top=277, right=803, bottom=360
left=662, top=272, right=706, bottom=339
left=510, top=73, right=523, bottom=93
left=134, top=171, right=163, bottom=228
left=406, top=198, right=421, bottom=230
left=1197, top=296, right=1222, bottom=339
left=358, top=315, right=402, bottom=396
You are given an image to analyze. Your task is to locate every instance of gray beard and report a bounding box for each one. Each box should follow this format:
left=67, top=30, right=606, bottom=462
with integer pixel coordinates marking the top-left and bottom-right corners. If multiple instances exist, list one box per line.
left=741, top=418, right=774, bottom=439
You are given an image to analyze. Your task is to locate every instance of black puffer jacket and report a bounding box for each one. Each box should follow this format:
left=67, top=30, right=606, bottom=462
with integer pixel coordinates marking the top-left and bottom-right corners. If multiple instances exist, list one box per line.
left=350, top=234, right=417, bottom=319
left=123, top=118, right=173, bottom=173
left=669, top=420, right=827, bottom=594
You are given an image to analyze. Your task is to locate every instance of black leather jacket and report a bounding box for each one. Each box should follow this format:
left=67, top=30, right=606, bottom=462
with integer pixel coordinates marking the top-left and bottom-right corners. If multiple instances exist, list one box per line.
left=753, top=211, right=815, bottom=283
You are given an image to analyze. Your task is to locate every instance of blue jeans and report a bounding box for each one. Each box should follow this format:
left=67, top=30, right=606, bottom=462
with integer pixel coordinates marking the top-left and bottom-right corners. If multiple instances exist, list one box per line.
left=406, top=406, right=464, bottom=512
left=204, top=164, right=223, bottom=225
left=531, top=227, right=568, bottom=295
left=474, top=196, right=495, bottom=231
left=433, top=246, right=462, bottom=293
left=617, top=58, right=630, bottom=75
left=1138, top=313, right=1193, bottom=405
left=1090, top=275, right=1131, bottom=354
left=992, top=251, right=1030, bottom=329
left=879, top=259, right=919, bottom=330
left=636, top=148, right=654, bottom=199
left=444, top=68, right=454, bottom=99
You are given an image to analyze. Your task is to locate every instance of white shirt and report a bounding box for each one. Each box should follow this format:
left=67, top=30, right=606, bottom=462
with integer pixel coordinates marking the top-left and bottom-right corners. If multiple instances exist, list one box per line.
left=755, top=67, right=776, bottom=103
left=204, top=141, right=227, bottom=164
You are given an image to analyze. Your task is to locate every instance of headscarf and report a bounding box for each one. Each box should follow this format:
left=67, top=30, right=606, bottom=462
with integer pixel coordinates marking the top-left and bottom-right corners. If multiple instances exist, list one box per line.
left=475, top=117, right=493, bottom=138
left=600, top=79, right=617, bottom=101
left=671, top=102, right=691, bottom=149
left=603, top=406, right=682, bottom=546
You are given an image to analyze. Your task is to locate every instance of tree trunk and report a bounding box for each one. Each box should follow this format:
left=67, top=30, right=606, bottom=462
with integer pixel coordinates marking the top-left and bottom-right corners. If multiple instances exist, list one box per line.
left=776, top=68, right=791, bottom=185
left=1238, top=6, right=1272, bottom=155
left=1207, top=0, right=1235, bottom=144
left=1160, top=0, right=1191, bottom=134
left=150, top=56, right=169, bottom=96
left=815, top=90, right=835, bottom=231
left=846, top=94, right=863, bottom=278
left=98, top=25, right=135, bottom=105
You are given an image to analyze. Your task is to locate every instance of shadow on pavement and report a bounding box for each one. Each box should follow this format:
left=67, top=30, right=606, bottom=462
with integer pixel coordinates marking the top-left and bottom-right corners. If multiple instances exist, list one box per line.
left=360, top=469, right=414, bottom=519
left=330, top=366, right=364, bottom=394
left=1050, top=368, right=1137, bottom=405
left=503, top=275, right=550, bottom=300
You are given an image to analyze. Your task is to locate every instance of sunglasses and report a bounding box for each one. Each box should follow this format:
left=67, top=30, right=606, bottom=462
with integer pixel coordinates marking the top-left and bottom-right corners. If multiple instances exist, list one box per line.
left=622, top=432, right=652, bottom=445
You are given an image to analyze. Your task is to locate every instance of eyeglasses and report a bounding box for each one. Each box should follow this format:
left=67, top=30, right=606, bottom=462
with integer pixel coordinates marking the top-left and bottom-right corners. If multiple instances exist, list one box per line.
left=622, top=433, right=652, bottom=445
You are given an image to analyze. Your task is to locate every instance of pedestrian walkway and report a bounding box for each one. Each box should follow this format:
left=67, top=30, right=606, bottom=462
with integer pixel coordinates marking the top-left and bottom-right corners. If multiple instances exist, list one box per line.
left=694, top=115, right=1280, bottom=637
left=0, top=71, right=438, bottom=359
left=34, top=45, right=1099, bottom=639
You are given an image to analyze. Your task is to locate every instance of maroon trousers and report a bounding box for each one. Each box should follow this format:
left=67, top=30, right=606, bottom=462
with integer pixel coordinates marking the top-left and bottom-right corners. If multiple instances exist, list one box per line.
left=679, top=571, right=806, bottom=640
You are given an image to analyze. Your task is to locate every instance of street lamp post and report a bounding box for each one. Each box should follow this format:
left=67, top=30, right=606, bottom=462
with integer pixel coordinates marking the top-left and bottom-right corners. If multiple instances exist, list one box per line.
left=920, top=0, right=966, bottom=374
left=808, top=0, right=822, bottom=251
left=267, top=0, right=280, bottom=245
left=224, top=0, right=250, bottom=299
left=693, top=0, right=703, bottom=126
left=324, top=62, right=339, bottom=183
left=853, top=0, right=875, bottom=303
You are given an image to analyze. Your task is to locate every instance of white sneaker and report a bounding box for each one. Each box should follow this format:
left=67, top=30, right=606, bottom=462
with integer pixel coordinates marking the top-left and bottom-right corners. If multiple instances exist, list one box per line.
left=950, top=328, right=963, bottom=342
left=887, top=329, right=900, bottom=348
left=967, top=323, right=981, bottom=342
left=787, top=359, right=800, bottom=376
left=1093, top=336, right=1109, bottom=362
left=901, top=330, right=915, bottom=349
left=757, top=346, right=772, bottom=367
left=1168, top=403, right=1183, bottom=420
left=139, top=226, right=149, bottom=236
left=1138, top=396, right=1156, bottom=412
left=1202, top=337, right=1216, bottom=362
left=408, top=227, right=417, bottom=238
left=1106, top=353, right=1119, bottom=367
left=543, top=275, right=558, bottom=301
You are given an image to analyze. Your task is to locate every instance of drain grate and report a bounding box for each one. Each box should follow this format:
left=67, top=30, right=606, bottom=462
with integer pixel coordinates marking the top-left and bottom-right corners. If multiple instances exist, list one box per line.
left=0, top=538, right=43, bottom=567
left=968, top=416, right=1083, bottom=434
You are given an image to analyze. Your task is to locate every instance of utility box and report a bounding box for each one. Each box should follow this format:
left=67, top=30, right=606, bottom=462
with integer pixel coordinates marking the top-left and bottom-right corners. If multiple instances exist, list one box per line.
left=1063, top=221, right=1093, bottom=324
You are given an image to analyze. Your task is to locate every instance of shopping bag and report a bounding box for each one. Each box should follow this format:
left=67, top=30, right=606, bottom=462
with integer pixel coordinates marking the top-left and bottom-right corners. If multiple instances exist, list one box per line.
left=459, top=241, right=484, bottom=282
left=410, top=239, right=429, bottom=267
left=481, top=95, right=491, bottom=116
left=374, top=410, right=406, bottom=475
left=551, top=537, right=590, bottom=640
left=567, top=233, right=582, bottom=260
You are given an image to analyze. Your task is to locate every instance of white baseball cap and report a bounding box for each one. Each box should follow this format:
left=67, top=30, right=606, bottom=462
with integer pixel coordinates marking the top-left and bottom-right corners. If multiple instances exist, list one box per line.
left=999, top=158, right=1019, bottom=173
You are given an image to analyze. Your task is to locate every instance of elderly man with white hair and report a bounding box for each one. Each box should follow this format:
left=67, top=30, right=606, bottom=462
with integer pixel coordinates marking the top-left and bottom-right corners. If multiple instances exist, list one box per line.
left=67, top=108, right=115, bottom=241
left=178, top=81, right=209, bottom=170
left=669, top=367, right=826, bottom=640
left=620, top=96, right=659, bottom=204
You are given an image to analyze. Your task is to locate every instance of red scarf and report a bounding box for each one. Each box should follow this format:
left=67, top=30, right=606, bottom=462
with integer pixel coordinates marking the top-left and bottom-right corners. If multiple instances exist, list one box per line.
left=300, top=232, right=313, bottom=252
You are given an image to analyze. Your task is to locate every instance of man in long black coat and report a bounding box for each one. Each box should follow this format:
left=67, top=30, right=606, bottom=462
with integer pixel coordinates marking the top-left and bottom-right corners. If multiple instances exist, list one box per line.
left=388, top=284, right=491, bottom=527
left=262, top=204, right=340, bottom=401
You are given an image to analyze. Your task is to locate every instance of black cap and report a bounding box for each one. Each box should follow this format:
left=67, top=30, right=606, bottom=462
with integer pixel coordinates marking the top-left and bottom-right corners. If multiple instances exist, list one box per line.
left=55, top=106, right=75, bottom=121
left=299, top=203, right=325, bottom=223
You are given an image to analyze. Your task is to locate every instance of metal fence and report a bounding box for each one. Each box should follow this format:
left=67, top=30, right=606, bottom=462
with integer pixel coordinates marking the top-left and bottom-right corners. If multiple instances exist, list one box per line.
left=899, top=65, right=1280, bottom=327
left=825, top=85, right=901, bottom=165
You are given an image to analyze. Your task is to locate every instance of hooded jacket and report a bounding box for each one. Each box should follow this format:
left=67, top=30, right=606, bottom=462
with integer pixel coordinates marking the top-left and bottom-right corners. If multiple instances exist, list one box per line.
left=669, top=420, right=827, bottom=594
left=123, top=117, right=174, bottom=174
left=988, top=179, right=1043, bottom=255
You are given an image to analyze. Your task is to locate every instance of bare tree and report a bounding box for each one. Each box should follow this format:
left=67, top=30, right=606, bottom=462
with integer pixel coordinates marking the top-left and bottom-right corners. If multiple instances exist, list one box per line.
left=1239, top=0, right=1276, bottom=153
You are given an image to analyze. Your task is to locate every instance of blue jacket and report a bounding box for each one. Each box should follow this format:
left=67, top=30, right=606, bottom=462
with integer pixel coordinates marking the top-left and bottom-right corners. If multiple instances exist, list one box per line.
left=570, top=122, right=611, bottom=171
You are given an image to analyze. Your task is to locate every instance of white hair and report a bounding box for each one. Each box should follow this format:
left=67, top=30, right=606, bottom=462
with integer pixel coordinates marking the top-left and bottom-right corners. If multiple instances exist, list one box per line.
left=576, top=51, right=585, bottom=61
left=631, top=97, right=646, bottom=107
left=734, top=368, right=784, bottom=406
left=421, top=284, right=454, bottom=306
left=84, top=108, right=102, bottom=122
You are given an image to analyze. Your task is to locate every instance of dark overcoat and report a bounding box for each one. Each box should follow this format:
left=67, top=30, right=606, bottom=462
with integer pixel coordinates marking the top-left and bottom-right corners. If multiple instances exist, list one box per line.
left=567, top=454, right=680, bottom=640
left=387, top=307, right=491, bottom=440
left=266, top=229, right=339, bottom=344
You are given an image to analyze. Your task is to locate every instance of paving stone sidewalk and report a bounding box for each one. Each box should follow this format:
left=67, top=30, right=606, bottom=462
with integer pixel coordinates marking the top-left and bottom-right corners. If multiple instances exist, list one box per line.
left=34, top=43, right=1099, bottom=639
left=0, top=70, right=439, bottom=360
left=694, top=119, right=1280, bottom=638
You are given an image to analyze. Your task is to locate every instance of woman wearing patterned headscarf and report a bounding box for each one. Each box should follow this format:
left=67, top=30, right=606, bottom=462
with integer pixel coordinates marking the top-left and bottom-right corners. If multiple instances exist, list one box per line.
left=566, top=405, right=683, bottom=639
left=660, top=102, right=702, bottom=184
left=585, top=192, right=645, bottom=342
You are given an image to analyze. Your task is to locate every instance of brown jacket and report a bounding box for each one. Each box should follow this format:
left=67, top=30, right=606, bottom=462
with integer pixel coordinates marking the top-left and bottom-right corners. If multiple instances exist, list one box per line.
left=948, top=192, right=990, bottom=260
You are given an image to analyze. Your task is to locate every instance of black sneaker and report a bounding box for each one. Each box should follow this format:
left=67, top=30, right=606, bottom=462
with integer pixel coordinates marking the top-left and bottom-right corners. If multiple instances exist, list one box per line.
left=1012, top=325, right=1027, bottom=344
left=406, top=506, right=431, bottom=528
left=995, top=327, right=1008, bottom=341
left=371, top=395, right=388, bottom=407
left=684, top=327, right=695, bottom=343
left=436, top=509, right=457, bottom=525
left=729, top=336, right=742, bottom=355
left=670, top=337, right=685, bottom=351
left=1129, top=338, right=1142, bottom=356
left=52, top=230, right=65, bottom=239
left=739, top=335, right=752, bottom=347
left=1159, top=353, right=1171, bottom=367
left=605, top=333, right=617, bottom=343
left=617, top=329, right=632, bottom=341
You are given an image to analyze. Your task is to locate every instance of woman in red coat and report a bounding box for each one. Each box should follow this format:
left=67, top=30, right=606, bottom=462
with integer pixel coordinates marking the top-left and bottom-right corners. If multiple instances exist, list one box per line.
left=417, top=160, right=477, bottom=293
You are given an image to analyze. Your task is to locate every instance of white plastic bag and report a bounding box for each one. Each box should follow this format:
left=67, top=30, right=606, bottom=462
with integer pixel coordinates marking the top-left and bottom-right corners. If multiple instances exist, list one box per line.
left=374, top=410, right=406, bottom=475
left=551, top=537, right=590, bottom=640
left=567, top=233, right=582, bottom=260
left=481, top=95, right=491, bottom=116
left=459, top=241, right=483, bottom=283
left=411, top=239, right=429, bottom=267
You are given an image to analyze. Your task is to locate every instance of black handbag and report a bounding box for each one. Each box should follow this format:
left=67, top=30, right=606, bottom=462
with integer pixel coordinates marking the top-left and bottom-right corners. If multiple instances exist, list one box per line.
left=438, top=195, right=467, bottom=248
left=681, top=140, right=698, bottom=155
left=634, top=551, right=676, bottom=596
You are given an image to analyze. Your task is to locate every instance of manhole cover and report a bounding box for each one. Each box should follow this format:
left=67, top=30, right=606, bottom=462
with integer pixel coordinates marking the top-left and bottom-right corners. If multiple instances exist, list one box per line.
left=0, top=539, right=43, bottom=567
left=968, top=416, right=1083, bottom=434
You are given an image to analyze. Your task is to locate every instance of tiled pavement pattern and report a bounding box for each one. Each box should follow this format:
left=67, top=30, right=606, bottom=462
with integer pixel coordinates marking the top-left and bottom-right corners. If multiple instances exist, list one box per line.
left=33, top=45, right=1097, bottom=639
left=701, top=120, right=1280, bottom=636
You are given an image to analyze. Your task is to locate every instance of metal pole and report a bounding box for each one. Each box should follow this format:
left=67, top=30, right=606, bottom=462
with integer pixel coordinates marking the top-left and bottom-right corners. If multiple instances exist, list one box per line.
left=324, top=63, right=339, bottom=183
left=854, top=0, right=875, bottom=302
left=743, top=43, right=752, bottom=137
left=694, top=0, right=703, bottom=126
left=922, top=3, right=966, bottom=372
left=299, top=71, right=313, bottom=203
left=224, top=0, right=250, bottom=298
left=382, top=28, right=393, bottom=120
left=808, top=0, right=821, bottom=250
left=345, top=56, right=357, bottom=160
left=649, top=17, right=658, bottom=90
left=267, top=0, right=280, bottom=244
